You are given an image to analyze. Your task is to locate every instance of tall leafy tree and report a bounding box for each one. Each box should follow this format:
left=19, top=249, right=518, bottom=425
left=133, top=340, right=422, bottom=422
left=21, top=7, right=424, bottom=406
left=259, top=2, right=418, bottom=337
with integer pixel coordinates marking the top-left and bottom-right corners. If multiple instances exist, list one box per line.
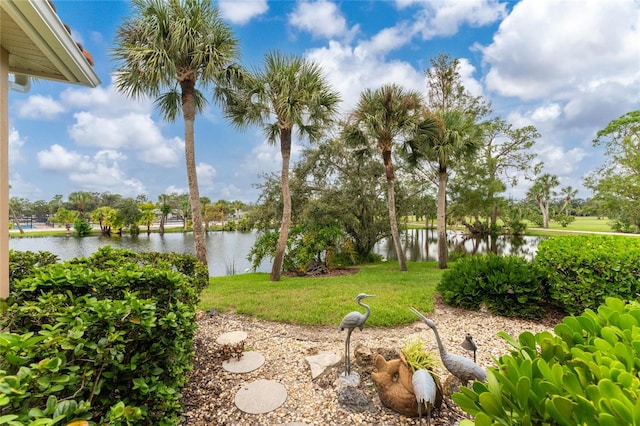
left=585, top=110, right=640, bottom=232
left=450, top=118, right=542, bottom=231
left=527, top=173, right=559, bottom=228
left=295, top=134, right=391, bottom=260
left=112, top=0, right=240, bottom=271
left=219, top=50, right=340, bottom=281
left=406, top=54, right=486, bottom=269
left=344, top=84, right=422, bottom=271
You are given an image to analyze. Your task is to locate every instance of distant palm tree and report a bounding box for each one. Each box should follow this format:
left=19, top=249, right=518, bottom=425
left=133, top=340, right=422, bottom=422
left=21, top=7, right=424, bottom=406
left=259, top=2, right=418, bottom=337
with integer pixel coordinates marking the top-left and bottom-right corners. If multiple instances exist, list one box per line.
left=344, top=84, right=422, bottom=272
left=68, top=191, right=93, bottom=218
left=157, top=193, right=172, bottom=235
left=219, top=50, right=340, bottom=281
left=112, top=0, right=240, bottom=271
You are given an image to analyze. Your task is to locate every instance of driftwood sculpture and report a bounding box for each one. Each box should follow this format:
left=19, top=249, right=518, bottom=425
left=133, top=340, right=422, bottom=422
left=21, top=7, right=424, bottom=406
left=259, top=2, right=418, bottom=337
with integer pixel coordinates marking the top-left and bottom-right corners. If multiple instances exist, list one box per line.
left=371, top=353, right=442, bottom=418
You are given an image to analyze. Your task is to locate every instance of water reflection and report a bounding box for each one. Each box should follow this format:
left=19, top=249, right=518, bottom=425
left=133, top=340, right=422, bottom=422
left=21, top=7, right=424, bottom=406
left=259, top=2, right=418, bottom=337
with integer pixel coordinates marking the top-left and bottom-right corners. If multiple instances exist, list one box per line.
left=10, top=229, right=545, bottom=276
left=9, top=231, right=271, bottom=277
left=374, top=229, right=544, bottom=262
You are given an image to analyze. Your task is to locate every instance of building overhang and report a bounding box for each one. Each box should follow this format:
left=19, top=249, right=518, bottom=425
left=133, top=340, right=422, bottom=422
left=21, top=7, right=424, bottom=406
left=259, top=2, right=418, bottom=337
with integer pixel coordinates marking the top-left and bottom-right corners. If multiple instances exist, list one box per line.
left=1, top=0, right=100, bottom=88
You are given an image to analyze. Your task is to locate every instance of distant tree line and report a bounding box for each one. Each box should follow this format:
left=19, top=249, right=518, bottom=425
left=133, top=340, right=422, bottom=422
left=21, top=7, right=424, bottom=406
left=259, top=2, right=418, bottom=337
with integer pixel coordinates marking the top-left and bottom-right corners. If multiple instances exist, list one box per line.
left=8, top=191, right=253, bottom=236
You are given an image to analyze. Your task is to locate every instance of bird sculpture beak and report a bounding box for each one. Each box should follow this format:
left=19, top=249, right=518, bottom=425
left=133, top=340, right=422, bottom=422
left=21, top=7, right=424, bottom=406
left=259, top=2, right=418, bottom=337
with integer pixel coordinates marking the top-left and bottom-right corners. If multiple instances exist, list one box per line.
left=409, top=307, right=429, bottom=322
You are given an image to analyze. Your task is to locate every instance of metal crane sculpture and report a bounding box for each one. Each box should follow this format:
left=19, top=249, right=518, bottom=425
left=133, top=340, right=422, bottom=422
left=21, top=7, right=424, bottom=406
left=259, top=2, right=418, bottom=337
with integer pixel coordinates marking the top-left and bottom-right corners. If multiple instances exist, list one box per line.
left=409, top=307, right=486, bottom=385
left=461, top=333, right=477, bottom=363
left=412, top=369, right=436, bottom=426
left=339, top=293, right=375, bottom=375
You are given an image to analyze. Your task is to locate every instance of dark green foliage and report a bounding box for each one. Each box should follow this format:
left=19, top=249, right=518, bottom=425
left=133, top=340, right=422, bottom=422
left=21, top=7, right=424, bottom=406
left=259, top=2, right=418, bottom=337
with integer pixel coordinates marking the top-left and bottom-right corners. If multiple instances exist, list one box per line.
left=454, top=297, right=640, bottom=426
left=535, top=235, right=640, bottom=314
left=8, top=249, right=59, bottom=285
left=1, top=247, right=206, bottom=425
left=553, top=214, right=575, bottom=228
left=73, top=217, right=93, bottom=237
left=248, top=224, right=354, bottom=275
left=437, top=254, right=546, bottom=319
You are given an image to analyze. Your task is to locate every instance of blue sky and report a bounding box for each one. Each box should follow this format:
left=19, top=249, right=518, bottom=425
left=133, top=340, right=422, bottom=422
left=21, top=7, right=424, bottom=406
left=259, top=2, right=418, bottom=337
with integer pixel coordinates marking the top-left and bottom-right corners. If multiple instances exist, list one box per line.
left=8, top=0, right=640, bottom=204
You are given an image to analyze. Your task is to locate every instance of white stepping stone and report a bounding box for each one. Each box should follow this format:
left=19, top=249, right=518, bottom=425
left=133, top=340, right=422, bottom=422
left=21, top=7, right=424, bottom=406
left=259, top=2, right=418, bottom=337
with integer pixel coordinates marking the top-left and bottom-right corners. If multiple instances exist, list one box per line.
left=234, top=379, right=287, bottom=414
left=305, top=352, right=341, bottom=380
left=222, top=351, right=265, bottom=373
left=216, top=330, right=247, bottom=345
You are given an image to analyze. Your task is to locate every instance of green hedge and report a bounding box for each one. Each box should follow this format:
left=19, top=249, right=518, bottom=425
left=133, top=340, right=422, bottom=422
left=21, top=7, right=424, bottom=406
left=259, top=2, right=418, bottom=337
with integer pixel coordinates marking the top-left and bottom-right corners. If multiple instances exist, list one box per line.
left=535, top=235, right=640, bottom=315
left=437, top=254, right=547, bottom=319
left=454, top=297, right=640, bottom=425
left=1, top=246, right=208, bottom=425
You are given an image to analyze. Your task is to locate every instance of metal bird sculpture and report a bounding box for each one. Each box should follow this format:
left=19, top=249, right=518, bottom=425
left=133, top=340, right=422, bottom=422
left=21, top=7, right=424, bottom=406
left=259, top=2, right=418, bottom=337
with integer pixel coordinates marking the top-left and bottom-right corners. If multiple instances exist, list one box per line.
left=461, top=333, right=478, bottom=363
left=339, top=293, right=375, bottom=375
left=409, top=307, right=486, bottom=384
left=412, top=369, right=436, bottom=426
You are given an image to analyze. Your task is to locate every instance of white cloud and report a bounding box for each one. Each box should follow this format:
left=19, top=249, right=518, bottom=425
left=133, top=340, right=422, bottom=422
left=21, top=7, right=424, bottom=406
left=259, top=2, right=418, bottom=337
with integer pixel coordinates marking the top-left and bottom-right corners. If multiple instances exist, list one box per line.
left=536, top=145, right=588, bottom=176
left=481, top=0, right=640, bottom=102
left=17, top=95, right=65, bottom=119
left=531, top=104, right=561, bottom=123
left=412, top=0, right=507, bottom=39
left=68, top=112, right=183, bottom=166
left=240, top=140, right=282, bottom=176
left=60, top=77, right=154, bottom=116
left=164, top=185, right=187, bottom=195
left=359, top=23, right=413, bottom=56
left=196, top=162, right=217, bottom=192
left=306, top=41, right=425, bottom=115
left=218, top=0, right=268, bottom=25
left=36, top=144, right=147, bottom=197
left=289, top=1, right=357, bottom=40
left=9, top=128, right=25, bottom=164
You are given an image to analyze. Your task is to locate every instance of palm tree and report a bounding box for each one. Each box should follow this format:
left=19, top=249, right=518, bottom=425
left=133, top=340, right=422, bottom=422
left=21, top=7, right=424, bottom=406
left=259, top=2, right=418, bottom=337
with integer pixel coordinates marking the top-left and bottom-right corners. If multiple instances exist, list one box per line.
left=559, top=185, right=578, bottom=215
left=407, top=110, right=481, bottom=269
left=344, top=84, right=422, bottom=272
left=528, top=173, right=560, bottom=228
left=157, top=193, right=172, bottom=235
left=219, top=50, right=340, bottom=281
left=112, top=0, right=240, bottom=271
left=68, top=191, right=94, bottom=218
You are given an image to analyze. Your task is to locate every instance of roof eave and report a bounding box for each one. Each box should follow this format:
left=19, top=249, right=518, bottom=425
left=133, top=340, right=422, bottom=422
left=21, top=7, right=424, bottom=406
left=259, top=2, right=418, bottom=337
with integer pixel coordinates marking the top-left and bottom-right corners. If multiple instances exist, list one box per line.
left=3, top=0, right=100, bottom=87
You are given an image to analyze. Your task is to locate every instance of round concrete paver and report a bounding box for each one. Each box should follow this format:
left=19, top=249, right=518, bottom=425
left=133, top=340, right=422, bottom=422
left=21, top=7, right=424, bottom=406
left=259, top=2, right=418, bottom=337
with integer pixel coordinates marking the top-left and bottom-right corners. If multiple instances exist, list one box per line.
left=222, top=351, right=265, bottom=373
left=234, top=379, right=287, bottom=414
left=216, top=330, right=247, bottom=345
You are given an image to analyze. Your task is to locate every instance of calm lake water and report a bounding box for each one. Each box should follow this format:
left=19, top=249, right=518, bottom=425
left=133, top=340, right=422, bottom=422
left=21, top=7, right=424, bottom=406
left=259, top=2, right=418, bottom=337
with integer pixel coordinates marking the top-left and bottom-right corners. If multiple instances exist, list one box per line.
left=9, top=229, right=544, bottom=276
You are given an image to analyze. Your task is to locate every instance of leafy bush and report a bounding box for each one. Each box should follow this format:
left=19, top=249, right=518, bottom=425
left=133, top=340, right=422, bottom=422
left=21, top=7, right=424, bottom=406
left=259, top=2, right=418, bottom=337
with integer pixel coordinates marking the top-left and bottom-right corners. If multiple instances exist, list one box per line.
left=553, top=214, right=575, bottom=228
left=437, top=254, right=546, bottom=319
left=2, top=247, right=207, bottom=425
left=248, top=224, right=348, bottom=275
left=535, top=235, right=640, bottom=314
left=73, top=217, right=93, bottom=237
left=454, top=297, right=640, bottom=425
left=9, top=249, right=59, bottom=286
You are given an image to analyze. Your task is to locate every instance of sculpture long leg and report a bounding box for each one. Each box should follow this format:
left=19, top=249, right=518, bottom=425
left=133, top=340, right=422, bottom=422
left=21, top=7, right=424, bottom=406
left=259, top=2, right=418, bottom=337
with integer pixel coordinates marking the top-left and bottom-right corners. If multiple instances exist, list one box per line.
left=345, top=328, right=353, bottom=375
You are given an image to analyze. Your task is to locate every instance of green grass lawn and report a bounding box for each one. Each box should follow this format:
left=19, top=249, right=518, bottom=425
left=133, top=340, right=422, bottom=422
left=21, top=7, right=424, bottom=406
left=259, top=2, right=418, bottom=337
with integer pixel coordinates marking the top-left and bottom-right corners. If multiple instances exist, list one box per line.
left=527, top=216, right=613, bottom=233
left=200, top=261, right=444, bottom=327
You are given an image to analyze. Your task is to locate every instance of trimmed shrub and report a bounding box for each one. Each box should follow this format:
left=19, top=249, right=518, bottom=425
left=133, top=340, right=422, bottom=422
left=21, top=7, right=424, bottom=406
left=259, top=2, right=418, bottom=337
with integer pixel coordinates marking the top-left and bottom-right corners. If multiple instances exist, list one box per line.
left=1, top=246, right=207, bottom=425
left=535, top=235, right=640, bottom=314
left=437, top=254, right=546, bottom=319
left=454, top=297, right=640, bottom=425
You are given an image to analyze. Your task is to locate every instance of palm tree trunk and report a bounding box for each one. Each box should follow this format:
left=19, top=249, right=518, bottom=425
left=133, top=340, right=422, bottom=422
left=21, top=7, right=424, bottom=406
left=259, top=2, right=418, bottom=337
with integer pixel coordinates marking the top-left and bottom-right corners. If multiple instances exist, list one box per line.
left=10, top=206, right=24, bottom=234
left=437, top=169, right=448, bottom=269
left=386, top=179, right=407, bottom=271
left=271, top=128, right=293, bottom=281
left=181, top=80, right=208, bottom=271
left=382, top=150, right=406, bottom=271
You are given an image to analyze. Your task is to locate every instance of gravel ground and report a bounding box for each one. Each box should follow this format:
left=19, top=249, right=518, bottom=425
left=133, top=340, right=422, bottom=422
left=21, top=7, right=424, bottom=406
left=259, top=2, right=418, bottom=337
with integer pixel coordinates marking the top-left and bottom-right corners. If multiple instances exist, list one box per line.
left=179, top=297, right=564, bottom=425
